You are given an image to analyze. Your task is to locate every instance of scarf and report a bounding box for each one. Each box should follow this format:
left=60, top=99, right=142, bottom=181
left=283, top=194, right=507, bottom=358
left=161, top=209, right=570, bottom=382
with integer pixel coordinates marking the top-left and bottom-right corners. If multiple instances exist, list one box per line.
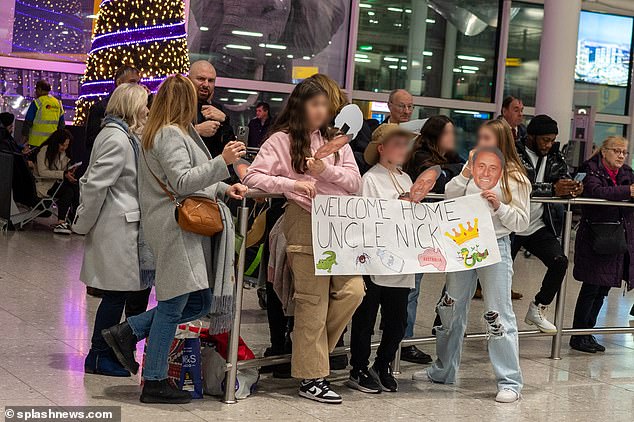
left=102, top=115, right=156, bottom=288
left=602, top=158, right=619, bottom=186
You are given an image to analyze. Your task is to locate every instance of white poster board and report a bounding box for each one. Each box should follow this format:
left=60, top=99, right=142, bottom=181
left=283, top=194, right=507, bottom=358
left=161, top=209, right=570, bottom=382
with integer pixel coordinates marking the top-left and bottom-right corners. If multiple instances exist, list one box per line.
left=311, top=194, right=501, bottom=275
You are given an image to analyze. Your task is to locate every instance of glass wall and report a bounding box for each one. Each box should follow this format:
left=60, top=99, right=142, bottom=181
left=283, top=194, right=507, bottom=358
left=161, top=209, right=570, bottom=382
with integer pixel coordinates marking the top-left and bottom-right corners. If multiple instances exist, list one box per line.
left=505, top=2, right=542, bottom=106
left=353, top=0, right=499, bottom=102
left=0, top=0, right=95, bottom=63
left=187, top=0, right=351, bottom=85
left=213, top=88, right=289, bottom=128
left=0, top=66, right=82, bottom=121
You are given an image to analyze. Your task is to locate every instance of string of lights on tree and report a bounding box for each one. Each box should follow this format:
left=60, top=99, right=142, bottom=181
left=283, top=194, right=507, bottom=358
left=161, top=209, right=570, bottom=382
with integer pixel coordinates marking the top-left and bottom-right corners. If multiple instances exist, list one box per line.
left=12, top=0, right=86, bottom=55
left=74, top=0, right=190, bottom=125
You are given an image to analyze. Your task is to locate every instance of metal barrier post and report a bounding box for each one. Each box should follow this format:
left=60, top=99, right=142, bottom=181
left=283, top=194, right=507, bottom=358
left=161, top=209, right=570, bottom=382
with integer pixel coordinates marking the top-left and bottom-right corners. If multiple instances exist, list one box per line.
left=392, top=343, right=402, bottom=375
left=223, top=198, right=249, bottom=404
left=550, top=202, right=573, bottom=360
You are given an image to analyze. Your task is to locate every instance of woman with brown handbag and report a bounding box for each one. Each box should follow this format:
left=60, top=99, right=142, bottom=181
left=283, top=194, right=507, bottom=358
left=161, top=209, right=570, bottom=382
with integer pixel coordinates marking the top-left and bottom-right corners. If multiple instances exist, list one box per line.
left=102, top=74, right=247, bottom=404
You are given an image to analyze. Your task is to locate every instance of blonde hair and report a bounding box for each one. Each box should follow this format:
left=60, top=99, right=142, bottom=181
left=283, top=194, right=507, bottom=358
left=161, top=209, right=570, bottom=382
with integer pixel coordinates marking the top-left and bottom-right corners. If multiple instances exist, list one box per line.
left=479, top=119, right=528, bottom=203
left=142, top=74, right=197, bottom=150
left=105, top=83, right=148, bottom=134
left=310, top=73, right=348, bottom=118
left=597, top=135, right=628, bottom=156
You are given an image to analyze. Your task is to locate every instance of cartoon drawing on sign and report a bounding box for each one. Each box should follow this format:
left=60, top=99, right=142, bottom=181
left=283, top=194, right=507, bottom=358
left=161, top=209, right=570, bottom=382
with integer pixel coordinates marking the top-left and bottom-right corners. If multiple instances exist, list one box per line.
left=445, top=219, right=480, bottom=245
left=377, top=249, right=405, bottom=272
left=472, top=147, right=504, bottom=190
left=316, top=251, right=338, bottom=273
left=355, top=253, right=371, bottom=268
left=418, top=247, right=447, bottom=271
left=460, top=246, right=489, bottom=268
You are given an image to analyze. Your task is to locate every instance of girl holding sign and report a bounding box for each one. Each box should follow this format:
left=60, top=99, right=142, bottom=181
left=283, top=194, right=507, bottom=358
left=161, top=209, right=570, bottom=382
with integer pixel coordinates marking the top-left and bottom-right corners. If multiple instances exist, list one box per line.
left=414, top=119, right=531, bottom=403
left=243, top=78, right=364, bottom=404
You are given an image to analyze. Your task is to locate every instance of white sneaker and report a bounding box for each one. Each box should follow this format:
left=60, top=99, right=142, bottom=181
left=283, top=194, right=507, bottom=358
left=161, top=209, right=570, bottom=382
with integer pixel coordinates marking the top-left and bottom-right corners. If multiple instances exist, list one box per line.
left=495, top=388, right=520, bottom=403
left=524, top=301, right=557, bottom=333
left=53, top=222, right=72, bottom=235
left=412, top=369, right=433, bottom=382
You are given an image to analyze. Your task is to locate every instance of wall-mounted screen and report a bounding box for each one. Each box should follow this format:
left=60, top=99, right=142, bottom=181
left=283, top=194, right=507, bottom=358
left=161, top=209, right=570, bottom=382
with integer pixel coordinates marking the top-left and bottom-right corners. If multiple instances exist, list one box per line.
left=575, top=11, right=633, bottom=87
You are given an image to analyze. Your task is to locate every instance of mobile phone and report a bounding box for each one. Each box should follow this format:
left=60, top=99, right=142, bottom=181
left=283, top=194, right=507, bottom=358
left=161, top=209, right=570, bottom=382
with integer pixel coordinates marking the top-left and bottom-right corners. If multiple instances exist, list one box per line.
left=574, top=172, right=586, bottom=182
left=236, top=126, right=249, bottom=144
left=67, top=161, right=83, bottom=171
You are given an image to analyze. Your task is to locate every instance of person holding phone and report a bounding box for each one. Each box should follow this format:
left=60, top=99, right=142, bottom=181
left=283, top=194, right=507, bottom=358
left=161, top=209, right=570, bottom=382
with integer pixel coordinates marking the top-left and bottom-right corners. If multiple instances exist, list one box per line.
left=35, top=128, right=79, bottom=234
left=512, top=115, right=581, bottom=333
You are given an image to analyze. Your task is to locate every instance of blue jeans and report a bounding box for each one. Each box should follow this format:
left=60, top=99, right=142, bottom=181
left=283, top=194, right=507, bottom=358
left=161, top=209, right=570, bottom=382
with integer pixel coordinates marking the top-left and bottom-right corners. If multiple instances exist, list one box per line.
left=127, top=288, right=212, bottom=381
left=427, top=237, right=523, bottom=393
left=405, top=273, right=423, bottom=339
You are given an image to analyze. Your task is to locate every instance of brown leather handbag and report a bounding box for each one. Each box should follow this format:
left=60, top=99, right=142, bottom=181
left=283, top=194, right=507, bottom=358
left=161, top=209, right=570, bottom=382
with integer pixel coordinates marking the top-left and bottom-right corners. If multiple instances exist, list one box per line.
left=143, top=153, right=224, bottom=237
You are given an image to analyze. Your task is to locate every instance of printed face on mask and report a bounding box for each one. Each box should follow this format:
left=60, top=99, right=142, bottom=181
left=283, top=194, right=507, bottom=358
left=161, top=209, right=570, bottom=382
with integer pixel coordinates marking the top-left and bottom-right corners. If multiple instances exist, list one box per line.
left=473, top=151, right=503, bottom=190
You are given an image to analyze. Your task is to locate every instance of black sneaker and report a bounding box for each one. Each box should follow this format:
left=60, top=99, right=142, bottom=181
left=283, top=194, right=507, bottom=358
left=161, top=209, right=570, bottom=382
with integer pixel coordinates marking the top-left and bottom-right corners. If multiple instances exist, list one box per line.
left=588, top=335, right=606, bottom=352
left=102, top=322, right=139, bottom=374
left=345, top=368, right=381, bottom=394
left=401, top=345, right=433, bottom=364
left=140, top=379, right=192, bottom=404
left=299, top=378, right=342, bottom=404
left=369, top=364, right=398, bottom=392
left=53, top=222, right=72, bottom=235
left=569, top=335, right=596, bottom=354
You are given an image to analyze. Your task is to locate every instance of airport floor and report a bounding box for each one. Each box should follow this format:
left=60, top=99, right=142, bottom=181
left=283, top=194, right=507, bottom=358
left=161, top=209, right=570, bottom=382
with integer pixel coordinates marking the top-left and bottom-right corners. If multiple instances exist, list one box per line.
left=1, top=219, right=633, bottom=422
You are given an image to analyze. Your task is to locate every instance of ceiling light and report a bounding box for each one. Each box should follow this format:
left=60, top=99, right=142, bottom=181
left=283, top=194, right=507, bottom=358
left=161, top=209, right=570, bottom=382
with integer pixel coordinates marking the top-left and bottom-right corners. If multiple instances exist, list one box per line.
left=461, top=65, right=479, bottom=70
left=231, top=30, right=263, bottom=37
left=355, top=58, right=371, bottom=63
left=422, top=51, right=433, bottom=56
left=270, top=97, right=284, bottom=101
left=388, top=7, right=403, bottom=12
left=359, top=3, right=372, bottom=8
left=457, top=55, right=486, bottom=62
left=233, top=99, right=247, bottom=103
left=226, top=44, right=251, bottom=50
left=200, top=26, right=209, bottom=31
left=259, top=43, right=287, bottom=50
left=384, top=57, right=400, bottom=62
left=426, top=19, right=436, bottom=24
left=228, top=89, right=258, bottom=95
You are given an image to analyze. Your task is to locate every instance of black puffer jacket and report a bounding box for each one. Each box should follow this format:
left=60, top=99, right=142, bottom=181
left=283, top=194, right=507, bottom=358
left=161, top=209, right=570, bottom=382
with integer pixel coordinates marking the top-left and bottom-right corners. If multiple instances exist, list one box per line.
left=404, top=142, right=464, bottom=194
left=516, top=140, right=570, bottom=235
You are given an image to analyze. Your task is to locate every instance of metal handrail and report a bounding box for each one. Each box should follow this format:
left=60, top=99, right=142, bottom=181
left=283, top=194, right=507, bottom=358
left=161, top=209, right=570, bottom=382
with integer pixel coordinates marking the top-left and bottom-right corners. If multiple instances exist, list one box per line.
left=222, top=189, right=634, bottom=403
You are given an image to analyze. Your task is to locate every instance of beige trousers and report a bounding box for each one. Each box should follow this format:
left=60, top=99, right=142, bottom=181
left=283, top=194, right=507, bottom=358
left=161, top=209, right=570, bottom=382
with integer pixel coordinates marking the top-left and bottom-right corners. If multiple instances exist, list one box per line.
left=283, top=202, right=365, bottom=379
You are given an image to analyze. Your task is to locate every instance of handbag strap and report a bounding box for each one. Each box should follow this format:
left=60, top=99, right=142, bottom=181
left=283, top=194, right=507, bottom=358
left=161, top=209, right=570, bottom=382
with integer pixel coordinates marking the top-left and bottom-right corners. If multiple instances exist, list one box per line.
left=141, top=150, right=180, bottom=206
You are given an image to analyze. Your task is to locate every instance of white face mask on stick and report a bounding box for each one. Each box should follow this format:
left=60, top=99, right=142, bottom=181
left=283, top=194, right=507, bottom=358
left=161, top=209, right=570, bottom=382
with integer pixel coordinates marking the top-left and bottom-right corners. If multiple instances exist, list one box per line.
left=314, top=104, right=364, bottom=160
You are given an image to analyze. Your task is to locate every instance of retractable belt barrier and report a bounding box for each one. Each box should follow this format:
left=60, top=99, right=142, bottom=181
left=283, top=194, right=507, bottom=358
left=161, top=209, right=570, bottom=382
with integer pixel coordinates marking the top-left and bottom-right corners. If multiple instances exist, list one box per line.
left=222, top=191, right=634, bottom=403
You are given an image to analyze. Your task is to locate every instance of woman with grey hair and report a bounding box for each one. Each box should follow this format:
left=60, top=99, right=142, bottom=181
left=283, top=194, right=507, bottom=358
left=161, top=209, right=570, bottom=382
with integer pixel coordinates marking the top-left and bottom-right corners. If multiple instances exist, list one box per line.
left=73, top=83, right=153, bottom=377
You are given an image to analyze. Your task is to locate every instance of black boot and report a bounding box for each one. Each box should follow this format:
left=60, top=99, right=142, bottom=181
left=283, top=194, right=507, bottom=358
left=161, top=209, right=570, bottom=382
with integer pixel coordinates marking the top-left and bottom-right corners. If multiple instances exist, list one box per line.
left=630, top=304, right=634, bottom=317
left=140, top=379, right=192, bottom=404
left=102, top=322, right=139, bottom=374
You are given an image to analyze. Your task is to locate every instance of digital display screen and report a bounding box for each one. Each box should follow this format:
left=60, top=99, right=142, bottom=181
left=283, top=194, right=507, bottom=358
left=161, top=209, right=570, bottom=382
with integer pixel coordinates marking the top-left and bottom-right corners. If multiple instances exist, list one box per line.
left=575, top=11, right=634, bottom=87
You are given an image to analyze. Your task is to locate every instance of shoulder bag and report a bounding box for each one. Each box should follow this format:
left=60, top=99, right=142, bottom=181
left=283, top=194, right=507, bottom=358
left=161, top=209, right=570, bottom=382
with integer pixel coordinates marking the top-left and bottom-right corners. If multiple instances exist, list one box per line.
left=142, top=152, right=223, bottom=237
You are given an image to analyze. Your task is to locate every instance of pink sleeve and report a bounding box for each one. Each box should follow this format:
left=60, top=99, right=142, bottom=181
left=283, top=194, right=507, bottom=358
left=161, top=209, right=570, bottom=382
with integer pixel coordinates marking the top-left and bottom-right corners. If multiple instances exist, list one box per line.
left=243, top=133, right=297, bottom=193
left=314, top=144, right=361, bottom=194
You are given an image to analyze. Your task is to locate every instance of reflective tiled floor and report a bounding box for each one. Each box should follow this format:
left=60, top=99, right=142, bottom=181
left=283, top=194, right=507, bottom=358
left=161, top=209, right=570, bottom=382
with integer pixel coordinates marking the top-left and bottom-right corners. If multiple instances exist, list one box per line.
left=1, top=221, right=633, bottom=421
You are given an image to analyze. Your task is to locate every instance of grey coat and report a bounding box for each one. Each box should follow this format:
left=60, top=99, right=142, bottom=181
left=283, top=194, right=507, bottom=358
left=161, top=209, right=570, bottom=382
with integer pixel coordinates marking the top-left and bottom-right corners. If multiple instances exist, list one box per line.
left=139, top=124, right=230, bottom=301
left=74, top=123, right=144, bottom=291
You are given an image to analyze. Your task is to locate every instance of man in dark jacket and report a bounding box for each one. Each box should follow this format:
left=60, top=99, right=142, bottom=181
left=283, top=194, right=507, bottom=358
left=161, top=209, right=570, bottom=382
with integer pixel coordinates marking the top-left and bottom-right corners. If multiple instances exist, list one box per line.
left=512, top=115, right=583, bottom=333
left=188, top=60, right=235, bottom=157
left=85, top=65, right=140, bottom=153
left=247, top=102, right=272, bottom=147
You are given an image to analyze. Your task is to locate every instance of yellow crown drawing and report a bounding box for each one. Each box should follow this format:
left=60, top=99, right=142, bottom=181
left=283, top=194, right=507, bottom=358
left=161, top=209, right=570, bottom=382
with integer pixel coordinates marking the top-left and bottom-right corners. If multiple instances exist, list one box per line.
left=445, top=219, right=479, bottom=245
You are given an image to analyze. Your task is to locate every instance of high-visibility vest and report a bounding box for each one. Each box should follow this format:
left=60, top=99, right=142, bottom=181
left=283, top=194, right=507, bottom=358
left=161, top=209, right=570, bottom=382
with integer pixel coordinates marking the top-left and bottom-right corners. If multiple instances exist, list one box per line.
left=29, top=95, right=64, bottom=147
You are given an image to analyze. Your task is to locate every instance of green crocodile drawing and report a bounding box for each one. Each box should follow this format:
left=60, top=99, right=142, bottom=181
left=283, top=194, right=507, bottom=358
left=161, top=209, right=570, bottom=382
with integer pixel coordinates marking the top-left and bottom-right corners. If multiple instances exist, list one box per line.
left=316, top=251, right=338, bottom=273
left=460, top=247, right=489, bottom=268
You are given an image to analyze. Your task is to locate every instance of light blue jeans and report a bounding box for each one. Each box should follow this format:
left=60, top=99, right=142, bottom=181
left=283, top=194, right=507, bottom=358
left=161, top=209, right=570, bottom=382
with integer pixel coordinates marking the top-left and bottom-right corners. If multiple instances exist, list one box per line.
left=127, top=288, right=212, bottom=380
left=427, top=237, right=523, bottom=393
left=405, top=273, right=423, bottom=339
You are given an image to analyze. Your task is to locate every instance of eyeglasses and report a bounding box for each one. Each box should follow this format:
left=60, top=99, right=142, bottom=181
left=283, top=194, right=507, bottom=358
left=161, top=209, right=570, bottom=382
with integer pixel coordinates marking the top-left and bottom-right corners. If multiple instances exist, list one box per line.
left=605, top=148, right=629, bottom=157
left=391, top=103, right=414, bottom=111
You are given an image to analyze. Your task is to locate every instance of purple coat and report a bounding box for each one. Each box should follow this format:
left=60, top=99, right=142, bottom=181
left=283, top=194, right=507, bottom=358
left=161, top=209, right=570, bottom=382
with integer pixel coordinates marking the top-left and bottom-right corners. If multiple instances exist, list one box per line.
left=573, top=154, right=634, bottom=290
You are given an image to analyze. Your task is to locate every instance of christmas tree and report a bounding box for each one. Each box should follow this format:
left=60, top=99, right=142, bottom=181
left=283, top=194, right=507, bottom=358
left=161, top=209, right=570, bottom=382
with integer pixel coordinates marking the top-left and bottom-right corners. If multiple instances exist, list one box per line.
left=74, top=0, right=190, bottom=125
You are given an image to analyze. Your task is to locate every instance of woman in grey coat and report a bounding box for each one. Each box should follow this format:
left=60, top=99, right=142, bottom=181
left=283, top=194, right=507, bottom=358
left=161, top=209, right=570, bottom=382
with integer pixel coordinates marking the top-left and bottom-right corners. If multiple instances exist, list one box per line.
left=73, top=83, right=152, bottom=377
left=102, top=75, right=247, bottom=404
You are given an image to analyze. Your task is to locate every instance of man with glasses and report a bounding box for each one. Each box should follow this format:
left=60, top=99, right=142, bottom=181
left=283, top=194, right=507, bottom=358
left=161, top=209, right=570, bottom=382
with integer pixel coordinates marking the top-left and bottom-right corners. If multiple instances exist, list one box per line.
left=386, top=89, right=414, bottom=124
left=513, top=115, right=582, bottom=333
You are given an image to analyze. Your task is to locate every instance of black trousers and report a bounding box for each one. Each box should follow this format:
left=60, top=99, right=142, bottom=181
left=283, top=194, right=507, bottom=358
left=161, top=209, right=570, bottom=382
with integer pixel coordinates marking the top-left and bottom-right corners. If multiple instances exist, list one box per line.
left=91, top=288, right=151, bottom=352
left=51, top=181, right=79, bottom=221
left=572, top=283, right=611, bottom=330
left=350, top=275, right=409, bottom=371
left=511, top=227, right=568, bottom=306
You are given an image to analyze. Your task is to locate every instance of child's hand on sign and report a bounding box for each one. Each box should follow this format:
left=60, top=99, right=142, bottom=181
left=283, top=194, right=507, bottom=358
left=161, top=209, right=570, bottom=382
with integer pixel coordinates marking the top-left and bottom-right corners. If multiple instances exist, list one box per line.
left=481, top=189, right=501, bottom=211
left=306, top=157, right=326, bottom=175
left=295, top=180, right=316, bottom=198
